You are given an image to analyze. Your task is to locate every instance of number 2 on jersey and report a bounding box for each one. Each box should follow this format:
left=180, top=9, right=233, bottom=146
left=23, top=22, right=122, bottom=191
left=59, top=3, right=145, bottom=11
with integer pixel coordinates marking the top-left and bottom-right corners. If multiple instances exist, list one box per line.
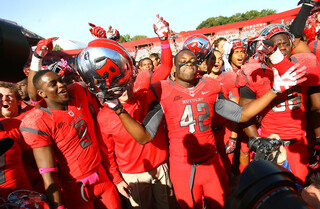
left=180, top=102, right=210, bottom=133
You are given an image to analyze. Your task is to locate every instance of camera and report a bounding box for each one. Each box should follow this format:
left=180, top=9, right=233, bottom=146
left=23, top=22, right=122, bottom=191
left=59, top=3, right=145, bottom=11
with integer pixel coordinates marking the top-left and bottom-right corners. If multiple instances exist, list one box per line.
left=247, top=137, right=283, bottom=162
left=224, top=161, right=310, bottom=209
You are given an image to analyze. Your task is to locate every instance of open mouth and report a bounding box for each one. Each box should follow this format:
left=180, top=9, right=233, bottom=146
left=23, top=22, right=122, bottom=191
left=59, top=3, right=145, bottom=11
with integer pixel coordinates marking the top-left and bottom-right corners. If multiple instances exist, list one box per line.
left=2, top=104, right=9, bottom=109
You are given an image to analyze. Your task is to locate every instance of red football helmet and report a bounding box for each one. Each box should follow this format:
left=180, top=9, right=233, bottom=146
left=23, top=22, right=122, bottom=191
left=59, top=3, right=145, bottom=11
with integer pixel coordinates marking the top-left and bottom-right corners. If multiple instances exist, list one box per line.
left=230, top=38, right=245, bottom=51
left=259, top=24, right=295, bottom=47
left=76, top=38, right=133, bottom=103
left=182, top=34, right=213, bottom=65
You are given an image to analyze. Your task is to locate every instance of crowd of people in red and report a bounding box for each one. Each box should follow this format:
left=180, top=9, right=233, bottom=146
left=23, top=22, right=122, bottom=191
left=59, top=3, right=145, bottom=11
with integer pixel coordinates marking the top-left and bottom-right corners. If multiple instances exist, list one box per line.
left=2, top=1, right=320, bottom=209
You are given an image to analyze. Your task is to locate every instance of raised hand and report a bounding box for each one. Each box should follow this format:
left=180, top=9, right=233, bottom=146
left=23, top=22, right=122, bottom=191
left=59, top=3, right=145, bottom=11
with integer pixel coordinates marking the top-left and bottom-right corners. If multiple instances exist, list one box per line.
left=89, top=23, right=106, bottom=38
left=272, top=64, right=307, bottom=95
left=106, top=26, right=120, bottom=42
left=255, top=37, right=277, bottom=56
left=34, top=37, right=58, bottom=58
left=153, top=14, right=169, bottom=40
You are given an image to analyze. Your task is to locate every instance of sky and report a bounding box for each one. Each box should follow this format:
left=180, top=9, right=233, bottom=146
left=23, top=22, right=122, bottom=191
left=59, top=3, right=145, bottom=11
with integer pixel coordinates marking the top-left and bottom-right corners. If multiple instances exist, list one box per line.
left=1, top=0, right=299, bottom=45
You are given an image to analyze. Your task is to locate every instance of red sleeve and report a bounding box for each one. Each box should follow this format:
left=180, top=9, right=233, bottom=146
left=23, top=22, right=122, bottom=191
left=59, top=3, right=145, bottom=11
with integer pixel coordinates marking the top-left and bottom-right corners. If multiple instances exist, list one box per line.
left=305, top=66, right=320, bottom=86
left=20, top=110, right=52, bottom=148
left=271, top=57, right=295, bottom=76
left=150, top=39, right=173, bottom=83
left=96, top=114, right=123, bottom=185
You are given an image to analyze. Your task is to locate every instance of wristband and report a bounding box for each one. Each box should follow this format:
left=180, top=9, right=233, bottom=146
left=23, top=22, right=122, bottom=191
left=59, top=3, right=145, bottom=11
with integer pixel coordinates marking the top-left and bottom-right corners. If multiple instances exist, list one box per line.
left=56, top=206, right=66, bottom=209
left=271, top=87, right=281, bottom=95
left=229, top=137, right=237, bottom=141
left=316, top=137, right=320, bottom=145
left=33, top=51, right=43, bottom=59
left=39, top=167, right=58, bottom=174
left=161, top=43, right=170, bottom=49
left=30, top=98, right=44, bottom=105
left=115, top=105, right=125, bottom=116
left=268, top=48, right=283, bottom=64
left=30, top=55, right=43, bottom=72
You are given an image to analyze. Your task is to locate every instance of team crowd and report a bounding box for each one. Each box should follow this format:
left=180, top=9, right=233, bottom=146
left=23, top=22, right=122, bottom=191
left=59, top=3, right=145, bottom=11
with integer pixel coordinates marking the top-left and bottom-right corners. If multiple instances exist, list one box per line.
left=2, top=0, right=320, bottom=209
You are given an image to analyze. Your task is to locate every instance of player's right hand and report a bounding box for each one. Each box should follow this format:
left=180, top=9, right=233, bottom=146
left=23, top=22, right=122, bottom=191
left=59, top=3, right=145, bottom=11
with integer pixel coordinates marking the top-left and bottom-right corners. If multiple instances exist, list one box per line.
left=89, top=23, right=106, bottom=38
left=153, top=14, right=169, bottom=40
left=256, top=37, right=277, bottom=56
left=35, top=37, right=57, bottom=58
left=272, top=64, right=307, bottom=94
left=105, top=99, right=121, bottom=111
left=116, top=181, right=132, bottom=199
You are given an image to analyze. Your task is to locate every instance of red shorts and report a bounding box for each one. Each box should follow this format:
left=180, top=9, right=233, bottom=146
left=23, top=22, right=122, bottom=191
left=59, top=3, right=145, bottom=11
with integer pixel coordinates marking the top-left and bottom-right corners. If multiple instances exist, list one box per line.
left=61, top=164, right=121, bottom=209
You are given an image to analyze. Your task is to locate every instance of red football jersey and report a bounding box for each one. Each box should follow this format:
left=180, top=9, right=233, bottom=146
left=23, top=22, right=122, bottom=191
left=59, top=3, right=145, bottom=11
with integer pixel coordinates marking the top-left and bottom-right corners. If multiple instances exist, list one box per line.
left=241, top=60, right=318, bottom=139
left=20, top=83, right=102, bottom=181
left=151, top=78, right=222, bottom=164
left=96, top=90, right=168, bottom=185
left=0, top=119, right=32, bottom=198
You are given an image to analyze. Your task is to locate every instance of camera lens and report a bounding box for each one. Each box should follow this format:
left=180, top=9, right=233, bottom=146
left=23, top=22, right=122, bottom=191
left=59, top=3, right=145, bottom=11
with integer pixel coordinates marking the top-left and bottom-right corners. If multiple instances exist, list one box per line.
left=224, top=161, right=310, bottom=209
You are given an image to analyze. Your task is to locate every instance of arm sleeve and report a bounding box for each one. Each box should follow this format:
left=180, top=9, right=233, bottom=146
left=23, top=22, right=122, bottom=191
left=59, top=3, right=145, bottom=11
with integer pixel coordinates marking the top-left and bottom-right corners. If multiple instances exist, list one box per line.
left=95, top=120, right=123, bottom=185
left=289, top=4, right=313, bottom=38
left=151, top=39, right=173, bottom=83
left=142, top=100, right=164, bottom=139
left=239, top=86, right=257, bottom=99
left=214, top=93, right=243, bottom=123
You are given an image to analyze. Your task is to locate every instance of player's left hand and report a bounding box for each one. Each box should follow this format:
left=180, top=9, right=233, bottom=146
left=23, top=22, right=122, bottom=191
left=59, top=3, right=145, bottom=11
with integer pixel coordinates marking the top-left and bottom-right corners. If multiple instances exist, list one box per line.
left=256, top=37, right=277, bottom=56
left=89, top=23, right=107, bottom=38
left=225, top=137, right=237, bottom=154
left=153, top=14, right=169, bottom=40
left=34, top=37, right=58, bottom=58
left=272, top=64, right=307, bottom=94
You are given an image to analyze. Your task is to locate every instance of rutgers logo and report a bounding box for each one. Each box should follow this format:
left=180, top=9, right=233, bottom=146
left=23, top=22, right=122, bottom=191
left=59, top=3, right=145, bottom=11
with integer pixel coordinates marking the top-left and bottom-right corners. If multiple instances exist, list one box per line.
left=187, top=42, right=203, bottom=54
left=96, top=58, right=121, bottom=83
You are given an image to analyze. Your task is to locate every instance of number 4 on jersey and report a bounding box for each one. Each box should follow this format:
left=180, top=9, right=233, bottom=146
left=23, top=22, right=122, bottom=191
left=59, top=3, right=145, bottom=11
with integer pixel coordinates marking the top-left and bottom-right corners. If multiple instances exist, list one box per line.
left=180, top=103, right=209, bottom=133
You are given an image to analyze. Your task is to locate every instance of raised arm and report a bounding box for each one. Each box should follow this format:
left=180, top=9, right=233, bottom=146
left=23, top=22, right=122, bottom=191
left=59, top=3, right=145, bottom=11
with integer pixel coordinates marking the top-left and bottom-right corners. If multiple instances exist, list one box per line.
left=28, top=38, right=56, bottom=107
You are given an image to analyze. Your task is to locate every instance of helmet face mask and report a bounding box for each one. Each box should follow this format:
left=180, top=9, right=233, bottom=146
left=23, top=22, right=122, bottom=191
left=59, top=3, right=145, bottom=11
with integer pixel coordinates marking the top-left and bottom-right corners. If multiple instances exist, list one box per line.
left=182, top=34, right=213, bottom=65
left=259, top=24, right=295, bottom=47
left=76, top=39, right=133, bottom=103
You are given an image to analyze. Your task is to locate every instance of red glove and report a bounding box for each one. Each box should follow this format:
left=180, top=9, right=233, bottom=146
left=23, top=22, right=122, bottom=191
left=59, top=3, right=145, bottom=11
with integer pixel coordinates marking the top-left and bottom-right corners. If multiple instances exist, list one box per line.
left=106, top=26, right=120, bottom=42
left=272, top=64, right=307, bottom=95
left=153, top=14, right=169, bottom=40
left=309, top=137, right=320, bottom=169
left=89, top=23, right=106, bottom=38
left=225, top=137, right=237, bottom=154
left=255, top=37, right=277, bottom=56
left=34, top=37, right=57, bottom=58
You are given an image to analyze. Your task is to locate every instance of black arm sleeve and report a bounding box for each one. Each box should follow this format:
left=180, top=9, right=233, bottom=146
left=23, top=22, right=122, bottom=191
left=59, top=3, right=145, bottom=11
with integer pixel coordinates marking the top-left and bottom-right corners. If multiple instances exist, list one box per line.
left=239, top=86, right=256, bottom=99
left=214, top=93, right=243, bottom=123
left=142, top=100, right=164, bottom=139
left=290, top=4, right=313, bottom=38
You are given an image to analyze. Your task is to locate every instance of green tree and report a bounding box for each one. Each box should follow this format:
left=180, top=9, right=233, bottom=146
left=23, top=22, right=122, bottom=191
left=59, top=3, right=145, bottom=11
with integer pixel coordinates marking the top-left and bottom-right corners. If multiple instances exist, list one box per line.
left=119, top=34, right=132, bottom=43
left=196, top=9, right=276, bottom=29
left=131, top=35, right=148, bottom=41
left=53, top=44, right=63, bottom=51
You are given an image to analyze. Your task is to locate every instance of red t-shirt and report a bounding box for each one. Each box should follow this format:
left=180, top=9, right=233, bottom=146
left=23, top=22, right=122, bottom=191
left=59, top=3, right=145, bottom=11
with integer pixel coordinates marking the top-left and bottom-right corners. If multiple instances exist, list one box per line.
left=20, top=82, right=102, bottom=181
left=96, top=90, right=168, bottom=185
left=0, top=118, right=32, bottom=198
left=151, top=78, right=221, bottom=164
